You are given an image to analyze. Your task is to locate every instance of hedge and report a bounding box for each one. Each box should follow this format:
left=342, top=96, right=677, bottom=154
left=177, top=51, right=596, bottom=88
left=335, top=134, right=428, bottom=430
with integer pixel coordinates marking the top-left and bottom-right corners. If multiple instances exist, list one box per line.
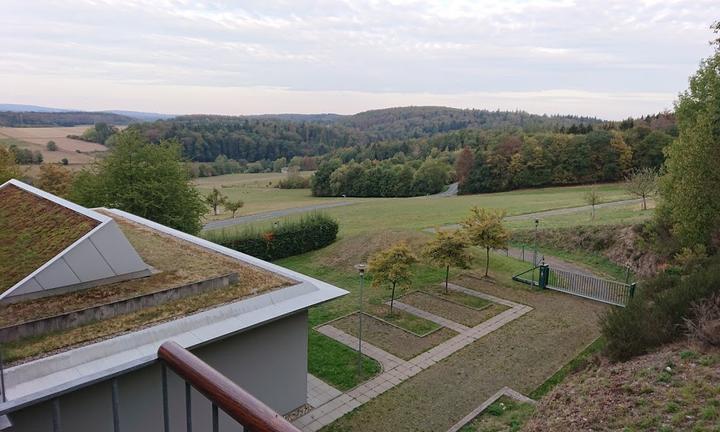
left=203, top=213, right=339, bottom=261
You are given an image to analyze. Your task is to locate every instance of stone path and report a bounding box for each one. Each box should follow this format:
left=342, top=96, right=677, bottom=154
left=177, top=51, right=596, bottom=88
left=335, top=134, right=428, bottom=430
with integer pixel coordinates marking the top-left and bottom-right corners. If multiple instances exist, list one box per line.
left=389, top=301, right=469, bottom=333
left=294, top=286, right=533, bottom=431
left=307, top=374, right=343, bottom=408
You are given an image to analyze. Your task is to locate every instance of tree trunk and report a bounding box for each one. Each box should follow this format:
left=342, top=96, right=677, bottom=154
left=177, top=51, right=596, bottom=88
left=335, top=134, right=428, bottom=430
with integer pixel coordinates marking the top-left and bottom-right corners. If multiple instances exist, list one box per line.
left=390, top=282, right=396, bottom=315
left=642, top=195, right=647, bottom=211
left=445, top=265, right=450, bottom=293
left=591, top=205, right=595, bottom=220
left=485, top=247, right=490, bottom=277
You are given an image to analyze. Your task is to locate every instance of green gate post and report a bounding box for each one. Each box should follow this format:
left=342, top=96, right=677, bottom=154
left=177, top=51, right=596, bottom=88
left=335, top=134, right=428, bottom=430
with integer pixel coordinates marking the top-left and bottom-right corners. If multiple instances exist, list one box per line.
left=539, top=265, right=549, bottom=289
left=629, top=282, right=637, bottom=298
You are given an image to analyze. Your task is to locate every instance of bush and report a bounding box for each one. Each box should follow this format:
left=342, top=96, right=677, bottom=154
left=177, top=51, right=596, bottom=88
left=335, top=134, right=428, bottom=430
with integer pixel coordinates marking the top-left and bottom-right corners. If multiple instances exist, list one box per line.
left=203, top=213, right=338, bottom=261
left=684, top=293, right=720, bottom=347
left=46, top=140, right=58, bottom=151
left=601, top=255, right=720, bottom=361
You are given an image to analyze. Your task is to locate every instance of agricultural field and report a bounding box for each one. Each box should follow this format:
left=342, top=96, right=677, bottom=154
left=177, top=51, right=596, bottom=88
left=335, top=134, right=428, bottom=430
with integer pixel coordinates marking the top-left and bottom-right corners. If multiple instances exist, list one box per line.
left=0, top=125, right=108, bottom=165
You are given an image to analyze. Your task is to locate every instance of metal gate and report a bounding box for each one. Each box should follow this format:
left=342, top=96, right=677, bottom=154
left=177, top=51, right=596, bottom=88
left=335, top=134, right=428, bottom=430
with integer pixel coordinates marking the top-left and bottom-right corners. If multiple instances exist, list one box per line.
left=513, top=265, right=636, bottom=307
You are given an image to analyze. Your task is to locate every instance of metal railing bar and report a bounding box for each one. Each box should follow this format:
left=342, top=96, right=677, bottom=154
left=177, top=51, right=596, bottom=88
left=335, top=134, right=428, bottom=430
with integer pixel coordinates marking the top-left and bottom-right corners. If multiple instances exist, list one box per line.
left=161, top=363, right=170, bottom=432
left=111, top=379, right=120, bottom=432
left=212, top=403, right=219, bottom=432
left=51, top=398, right=61, bottom=432
left=186, top=381, right=193, bottom=432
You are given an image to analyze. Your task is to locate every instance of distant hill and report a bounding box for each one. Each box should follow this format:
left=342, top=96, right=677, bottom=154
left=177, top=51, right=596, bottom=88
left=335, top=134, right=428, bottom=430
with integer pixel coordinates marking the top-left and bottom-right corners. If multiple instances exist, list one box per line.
left=246, top=113, right=343, bottom=123
left=334, top=106, right=603, bottom=140
left=0, top=104, right=174, bottom=125
left=0, top=111, right=136, bottom=127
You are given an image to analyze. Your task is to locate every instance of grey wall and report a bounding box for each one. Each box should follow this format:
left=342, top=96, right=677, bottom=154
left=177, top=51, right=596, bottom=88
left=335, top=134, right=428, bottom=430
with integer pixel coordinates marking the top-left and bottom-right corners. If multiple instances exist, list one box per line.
left=6, top=311, right=308, bottom=432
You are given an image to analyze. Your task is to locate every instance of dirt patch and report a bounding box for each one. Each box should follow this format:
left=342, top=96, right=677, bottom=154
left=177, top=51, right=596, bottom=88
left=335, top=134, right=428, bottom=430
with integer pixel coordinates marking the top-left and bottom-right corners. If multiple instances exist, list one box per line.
left=321, top=278, right=607, bottom=432
left=317, top=230, right=430, bottom=271
left=332, top=313, right=457, bottom=360
left=525, top=343, right=720, bottom=432
left=399, top=291, right=505, bottom=327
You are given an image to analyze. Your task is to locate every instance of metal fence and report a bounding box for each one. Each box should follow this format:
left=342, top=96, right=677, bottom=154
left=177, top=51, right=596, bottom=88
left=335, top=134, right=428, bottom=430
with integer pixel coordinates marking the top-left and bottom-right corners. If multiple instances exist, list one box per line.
left=546, top=267, right=635, bottom=307
left=513, top=265, right=636, bottom=307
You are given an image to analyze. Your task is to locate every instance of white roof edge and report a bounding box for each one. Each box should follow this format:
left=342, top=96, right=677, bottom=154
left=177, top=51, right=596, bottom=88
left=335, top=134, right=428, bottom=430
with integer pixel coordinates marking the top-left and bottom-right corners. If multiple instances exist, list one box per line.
left=0, top=209, right=348, bottom=413
left=0, top=179, right=111, bottom=223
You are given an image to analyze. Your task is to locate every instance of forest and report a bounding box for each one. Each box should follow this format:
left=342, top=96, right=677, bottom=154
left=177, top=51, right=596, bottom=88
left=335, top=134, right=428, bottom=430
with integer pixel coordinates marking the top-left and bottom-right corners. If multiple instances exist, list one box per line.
left=0, top=111, right=135, bottom=127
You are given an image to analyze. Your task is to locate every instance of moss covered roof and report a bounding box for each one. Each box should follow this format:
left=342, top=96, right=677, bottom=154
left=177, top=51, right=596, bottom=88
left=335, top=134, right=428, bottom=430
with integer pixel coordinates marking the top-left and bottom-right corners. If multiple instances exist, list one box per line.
left=0, top=184, right=99, bottom=293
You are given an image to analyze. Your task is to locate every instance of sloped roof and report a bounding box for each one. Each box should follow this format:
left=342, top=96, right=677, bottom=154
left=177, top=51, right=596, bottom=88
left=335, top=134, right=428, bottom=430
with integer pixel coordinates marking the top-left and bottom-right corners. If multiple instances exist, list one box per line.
left=0, top=183, right=99, bottom=293
left=0, top=179, right=150, bottom=301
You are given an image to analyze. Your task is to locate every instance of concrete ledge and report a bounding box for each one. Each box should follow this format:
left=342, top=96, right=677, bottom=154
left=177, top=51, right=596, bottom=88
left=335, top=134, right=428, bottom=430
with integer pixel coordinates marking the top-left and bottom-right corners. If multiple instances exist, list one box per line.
left=446, top=386, right=536, bottom=432
left=0, top=272, right=238, bottom=343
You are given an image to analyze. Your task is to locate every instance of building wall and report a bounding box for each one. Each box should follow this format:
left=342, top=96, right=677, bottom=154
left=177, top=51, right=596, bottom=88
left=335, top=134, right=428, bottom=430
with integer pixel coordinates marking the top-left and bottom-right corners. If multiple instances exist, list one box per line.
left=6, top=311, right=308, bottom=432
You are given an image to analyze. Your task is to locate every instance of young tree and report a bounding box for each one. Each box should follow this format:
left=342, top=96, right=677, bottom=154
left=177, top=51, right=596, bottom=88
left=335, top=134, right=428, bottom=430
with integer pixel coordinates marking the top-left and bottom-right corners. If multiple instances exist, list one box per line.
left=422, top=230, right=472, bottom=293
left=225, top=199, right=244, bottom=218
left=205, top=188, right=227, bottom=216
left=70, top=130, right=207, bottom=234
left=36, top=164, right=74, bottom=197
left=461, top=207, right=509, bottom=277
left=625, top=167, right=658, bottom=210
left=660, top=22, right=720, bottom=247
left=584, top=187, right=601, bottom=220
left=0, top=146, right=21, bottom=184
left=46, top=140, right=58, bottom=151
left=368, top=242, right=417, bottom=315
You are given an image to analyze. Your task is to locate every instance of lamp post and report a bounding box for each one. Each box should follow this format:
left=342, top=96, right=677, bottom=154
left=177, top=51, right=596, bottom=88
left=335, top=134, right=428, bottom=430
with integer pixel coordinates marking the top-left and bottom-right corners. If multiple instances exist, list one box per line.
left=353, top=263, right=367, bottom=378
left=532, top=219, right=539, bottom=286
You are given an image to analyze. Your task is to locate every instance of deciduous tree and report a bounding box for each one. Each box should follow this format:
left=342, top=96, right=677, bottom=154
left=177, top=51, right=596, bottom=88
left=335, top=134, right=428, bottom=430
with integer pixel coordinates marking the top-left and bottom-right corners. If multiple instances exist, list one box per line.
left=368, top=242, right=417, bottom=315
left=584, top=187, right=601, bottom=220
left=70, top=130, right=207, bottom=234
left=423, top=230, right=472, bottom=292
left=205, top=188, right=227, bottom=216
left=225, top=199, right=244, bottom=218
left=625, top=168, right=658, bottom=211
left=36, top=164, right=74, bottom=197
left=461, top=207, right=509, bottom=277
left=0, top=146, right=21, bottom=184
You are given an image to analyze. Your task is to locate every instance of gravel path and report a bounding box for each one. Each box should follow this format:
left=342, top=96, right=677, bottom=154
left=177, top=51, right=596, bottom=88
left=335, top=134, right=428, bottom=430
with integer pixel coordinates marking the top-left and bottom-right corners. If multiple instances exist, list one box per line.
left=431, top=182, right=459, bottom=197
left=202, top=201, right=353, bottom=231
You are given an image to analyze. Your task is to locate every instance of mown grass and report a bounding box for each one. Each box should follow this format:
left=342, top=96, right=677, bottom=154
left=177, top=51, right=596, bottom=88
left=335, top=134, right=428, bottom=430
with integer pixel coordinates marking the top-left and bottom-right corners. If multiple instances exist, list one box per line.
left=308, top=330, right=381, bottom=391
left=504, top=201, right=654, bottom=231
left=530, top=337, right=606, bottom=399
left=219, top=181, right=632, bottom=236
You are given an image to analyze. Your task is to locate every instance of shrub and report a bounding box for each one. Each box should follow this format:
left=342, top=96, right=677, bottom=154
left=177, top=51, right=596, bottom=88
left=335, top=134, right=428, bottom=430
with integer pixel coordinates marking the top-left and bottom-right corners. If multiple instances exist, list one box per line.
left=203, top=213, right=339, bottom=261
left=684, top=293, right=720, bottom=347
left=46, top=140, right=58, bottom=151
left=602, top=255, right=720, bottom=361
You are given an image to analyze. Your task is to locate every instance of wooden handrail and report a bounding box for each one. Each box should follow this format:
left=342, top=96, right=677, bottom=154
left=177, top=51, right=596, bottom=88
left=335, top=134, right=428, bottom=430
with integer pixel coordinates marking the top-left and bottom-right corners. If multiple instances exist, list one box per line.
left=158, top=341, right=301, bottom=432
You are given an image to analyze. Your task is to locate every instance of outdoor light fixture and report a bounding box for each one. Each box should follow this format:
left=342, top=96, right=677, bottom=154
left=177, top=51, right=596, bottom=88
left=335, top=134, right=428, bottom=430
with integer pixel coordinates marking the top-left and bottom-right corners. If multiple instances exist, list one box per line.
left=354, top=263, right=367, bottom=377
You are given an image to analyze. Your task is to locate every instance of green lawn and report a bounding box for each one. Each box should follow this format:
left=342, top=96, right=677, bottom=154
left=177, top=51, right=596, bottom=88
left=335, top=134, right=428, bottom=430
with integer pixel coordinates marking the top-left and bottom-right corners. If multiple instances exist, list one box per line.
left=225, top=181, right=632, bottom=236
left=193, top=171, right=344, bottom=219
left=504, top=201, right=654, bottom=231
left=308, top=330, right=381, bottom=391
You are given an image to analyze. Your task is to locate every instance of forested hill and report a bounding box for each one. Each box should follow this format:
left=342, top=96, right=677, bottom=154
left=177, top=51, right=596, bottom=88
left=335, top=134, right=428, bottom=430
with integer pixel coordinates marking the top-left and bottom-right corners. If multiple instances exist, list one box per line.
left=332, top=106, right=602, bottom=140
left=0, top=111, right=136, bottom=127
left=128, top=107, right=602, bottom=162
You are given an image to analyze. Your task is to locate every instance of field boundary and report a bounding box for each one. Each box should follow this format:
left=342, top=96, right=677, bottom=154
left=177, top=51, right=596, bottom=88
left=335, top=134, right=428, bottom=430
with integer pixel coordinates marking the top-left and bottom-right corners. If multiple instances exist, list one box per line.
left=446, top=386, right=536, bottom=432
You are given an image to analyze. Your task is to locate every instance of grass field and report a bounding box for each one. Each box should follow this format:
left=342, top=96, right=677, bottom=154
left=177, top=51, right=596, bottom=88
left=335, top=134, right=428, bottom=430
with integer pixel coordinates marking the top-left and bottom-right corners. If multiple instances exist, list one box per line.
left=0, top=125, right=108, bottom=165
left=213, top=180, right=634, bottom=236
left=193, top=172, right=344, bottom=219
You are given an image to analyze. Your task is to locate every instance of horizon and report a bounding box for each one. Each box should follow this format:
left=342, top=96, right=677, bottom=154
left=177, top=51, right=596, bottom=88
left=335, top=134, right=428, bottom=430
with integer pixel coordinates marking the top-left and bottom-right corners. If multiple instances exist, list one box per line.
left=2, top=1, right=719, bottom=120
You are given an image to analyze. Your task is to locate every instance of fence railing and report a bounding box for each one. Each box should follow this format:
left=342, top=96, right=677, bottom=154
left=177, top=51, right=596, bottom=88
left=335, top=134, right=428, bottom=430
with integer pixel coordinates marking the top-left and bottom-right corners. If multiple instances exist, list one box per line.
left=546, top=267, right=635, bottom=307
left=158, top=341, right=301, bottom=432
left=513, top=265, right=636, bottom=307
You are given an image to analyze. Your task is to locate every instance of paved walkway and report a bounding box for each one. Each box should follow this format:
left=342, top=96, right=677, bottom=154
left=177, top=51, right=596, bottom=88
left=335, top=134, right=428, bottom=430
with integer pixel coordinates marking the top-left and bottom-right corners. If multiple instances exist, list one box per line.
left=445, top=386, right=536, bottom=432
left=202, top=201, right=353, bottom=231
left=307, top=374, right=343, bottom=408
left=389, top=301, right=469, bottom=333
left=430, top=182, right=459, bottom=197
left=294, top=286, right=533, bottom=431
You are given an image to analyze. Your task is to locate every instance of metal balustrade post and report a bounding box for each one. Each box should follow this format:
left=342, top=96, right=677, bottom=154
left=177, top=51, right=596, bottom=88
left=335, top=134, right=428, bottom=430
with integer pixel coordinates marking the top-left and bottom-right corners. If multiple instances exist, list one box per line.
left=0, top=345, right=6, bottom=403
left=212, top=403, right=219, bottom=432
left=51, top=398, right=61, bottom=432
left=111, top=379, right=121, bottom=432
left=185, top=381, right=193, bottom=432
left=161, top=363, right=170, bottom=432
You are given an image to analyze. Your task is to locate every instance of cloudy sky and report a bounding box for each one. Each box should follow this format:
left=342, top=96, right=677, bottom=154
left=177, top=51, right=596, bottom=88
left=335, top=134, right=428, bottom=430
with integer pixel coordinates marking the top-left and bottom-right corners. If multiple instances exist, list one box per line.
left=1, top=1, right=718, bottom=119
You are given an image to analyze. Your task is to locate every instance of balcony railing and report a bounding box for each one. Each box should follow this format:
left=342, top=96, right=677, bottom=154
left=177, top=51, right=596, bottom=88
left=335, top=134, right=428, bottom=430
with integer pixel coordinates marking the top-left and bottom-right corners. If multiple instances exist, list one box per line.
left=0, top=341, right=301, bottom=432
left=158, top=341, right=302, bottom=432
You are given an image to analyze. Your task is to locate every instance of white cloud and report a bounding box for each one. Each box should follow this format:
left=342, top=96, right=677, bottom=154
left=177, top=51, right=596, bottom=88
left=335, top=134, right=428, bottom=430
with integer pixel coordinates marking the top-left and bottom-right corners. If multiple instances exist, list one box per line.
left=0, top=0, right=717, bottom=118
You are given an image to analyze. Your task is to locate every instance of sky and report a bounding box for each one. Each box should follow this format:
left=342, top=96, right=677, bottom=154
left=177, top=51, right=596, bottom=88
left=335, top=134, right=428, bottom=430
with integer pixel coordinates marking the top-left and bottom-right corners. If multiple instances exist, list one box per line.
left=1, top=0, right=718, bottom=120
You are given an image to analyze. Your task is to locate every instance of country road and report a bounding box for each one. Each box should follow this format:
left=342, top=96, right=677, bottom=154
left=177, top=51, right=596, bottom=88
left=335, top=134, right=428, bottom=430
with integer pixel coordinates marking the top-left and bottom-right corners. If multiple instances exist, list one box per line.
left=202, top=201, right=354, bottom=231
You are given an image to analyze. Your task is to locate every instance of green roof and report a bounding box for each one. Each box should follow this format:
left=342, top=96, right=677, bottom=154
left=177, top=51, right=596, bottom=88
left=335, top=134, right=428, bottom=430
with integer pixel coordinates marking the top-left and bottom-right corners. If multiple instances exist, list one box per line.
left=0, top=184, right=99, bottom=293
